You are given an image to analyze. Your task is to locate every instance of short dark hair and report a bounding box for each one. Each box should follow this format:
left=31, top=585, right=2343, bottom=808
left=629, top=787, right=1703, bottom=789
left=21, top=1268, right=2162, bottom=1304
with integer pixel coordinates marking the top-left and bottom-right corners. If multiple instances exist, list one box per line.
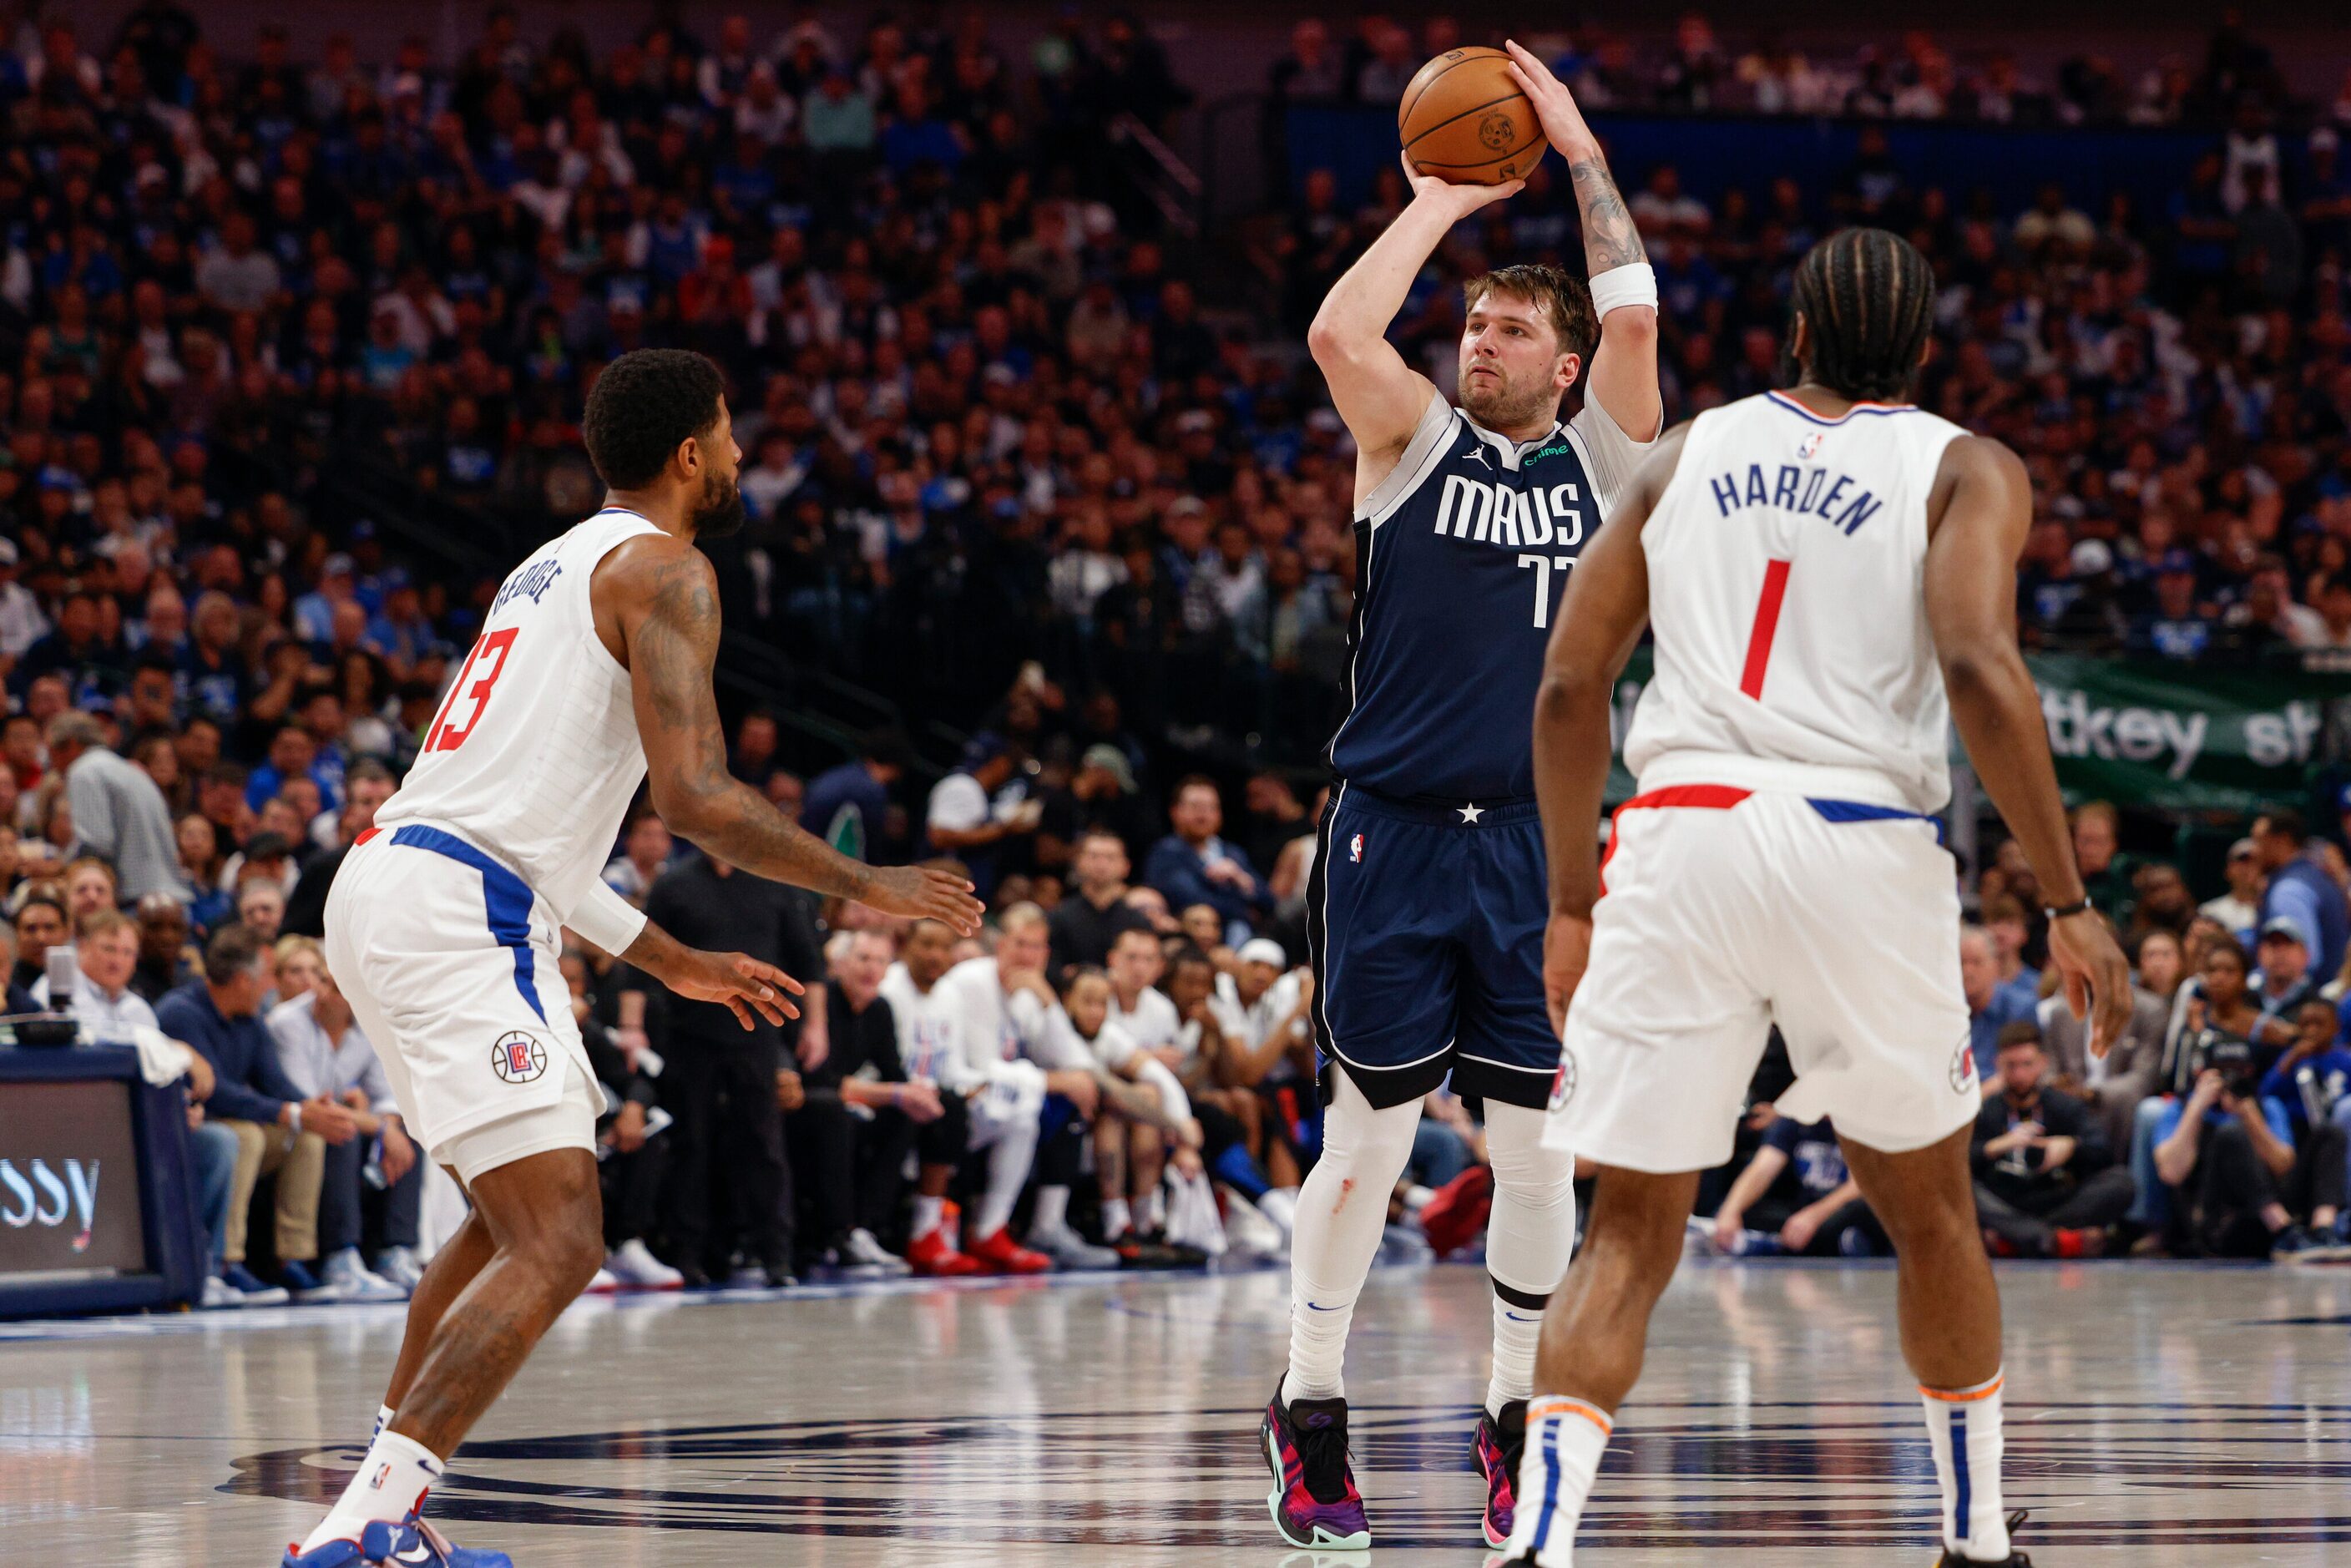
left=1788, top=228, right=1936, bottom=402
left=1169, top=943, right=1216, bottom=974
left=1995, top=1020, right=2042, bottom=1053
left=2256, top=807, right=2307, bottom=843
left=202, top=922, right=266, bottom=984
left=583, top=349, right=726, bottom=489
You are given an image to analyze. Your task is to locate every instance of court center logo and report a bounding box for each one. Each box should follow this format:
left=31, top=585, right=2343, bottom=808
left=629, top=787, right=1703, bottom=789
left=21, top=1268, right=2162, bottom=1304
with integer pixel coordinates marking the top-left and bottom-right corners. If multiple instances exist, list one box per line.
left=491, top=1031, right=549, bottom=1085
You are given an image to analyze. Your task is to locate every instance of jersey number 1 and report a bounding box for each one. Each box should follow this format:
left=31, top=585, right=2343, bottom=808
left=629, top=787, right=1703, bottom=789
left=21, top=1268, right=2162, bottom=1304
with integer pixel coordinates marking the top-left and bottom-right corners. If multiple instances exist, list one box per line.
left=1739, top=559, right=1793, bottom=699
left=426, top=627, right=519, bottom=752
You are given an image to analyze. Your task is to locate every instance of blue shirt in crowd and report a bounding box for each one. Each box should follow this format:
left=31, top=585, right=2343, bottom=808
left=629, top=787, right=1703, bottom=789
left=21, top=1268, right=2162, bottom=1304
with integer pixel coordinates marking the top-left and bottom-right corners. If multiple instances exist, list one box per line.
left=154, top=980, right=302, bottom=1126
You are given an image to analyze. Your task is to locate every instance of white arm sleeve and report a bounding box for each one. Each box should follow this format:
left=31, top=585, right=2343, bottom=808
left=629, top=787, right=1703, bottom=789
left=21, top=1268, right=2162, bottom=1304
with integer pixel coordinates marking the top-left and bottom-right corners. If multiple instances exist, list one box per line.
left=1009, top=989, right=1094, bottom=1072
left=566, top=878, right=650, bottom=960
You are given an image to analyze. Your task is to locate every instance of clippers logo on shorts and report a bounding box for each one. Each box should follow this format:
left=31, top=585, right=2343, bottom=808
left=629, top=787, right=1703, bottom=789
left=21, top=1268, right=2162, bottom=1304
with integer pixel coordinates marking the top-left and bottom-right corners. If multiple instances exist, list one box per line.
left=1550, top=1050, right=1578, bottom=1111
left=1349, top=832, right=1364, bottom=863
left=492, top=1031, right=550, bottom=1085
left=1949, top=1034, right=1977, bottom=1095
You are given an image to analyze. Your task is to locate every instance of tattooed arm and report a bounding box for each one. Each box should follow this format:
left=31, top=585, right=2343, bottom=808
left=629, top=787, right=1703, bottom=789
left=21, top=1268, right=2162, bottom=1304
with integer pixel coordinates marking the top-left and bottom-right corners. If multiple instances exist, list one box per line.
left=1504, top=41, right=1662, bottom=443
left=594, top=533, right=982, bottom=931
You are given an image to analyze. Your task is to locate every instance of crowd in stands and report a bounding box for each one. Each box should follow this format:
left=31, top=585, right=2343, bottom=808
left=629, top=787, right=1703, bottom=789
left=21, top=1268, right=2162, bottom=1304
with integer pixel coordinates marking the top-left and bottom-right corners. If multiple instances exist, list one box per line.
left=3, top=4, right=2351, bottom=1306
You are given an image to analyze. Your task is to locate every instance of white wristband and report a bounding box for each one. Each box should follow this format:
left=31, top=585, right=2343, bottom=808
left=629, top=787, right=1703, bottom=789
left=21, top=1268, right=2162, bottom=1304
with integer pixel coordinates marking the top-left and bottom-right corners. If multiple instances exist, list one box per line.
left=1587, top=261, right=1657, bottom=318
left=569, top=879, right=651, bottom=959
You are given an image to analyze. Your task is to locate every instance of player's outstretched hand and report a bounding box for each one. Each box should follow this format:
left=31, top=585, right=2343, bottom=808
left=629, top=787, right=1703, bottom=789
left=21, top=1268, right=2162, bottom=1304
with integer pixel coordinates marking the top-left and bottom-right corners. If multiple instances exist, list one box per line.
left=666, top=948, right=804, bottom=1031
left=1543, top=910, right=1594, bottom=1040
left=1501, top=39, right=1598, bottom=158
left=2046, top=908, right=2131, bottom=1059
left=862, top=863, right=983, bottom=933
left=1402, top=150, right=1523, bottom=219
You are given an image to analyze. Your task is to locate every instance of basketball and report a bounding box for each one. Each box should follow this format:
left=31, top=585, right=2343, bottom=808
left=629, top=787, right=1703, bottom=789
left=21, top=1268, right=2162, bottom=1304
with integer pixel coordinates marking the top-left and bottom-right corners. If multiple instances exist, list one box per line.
left=1397, top=47, right=1548, bottom=185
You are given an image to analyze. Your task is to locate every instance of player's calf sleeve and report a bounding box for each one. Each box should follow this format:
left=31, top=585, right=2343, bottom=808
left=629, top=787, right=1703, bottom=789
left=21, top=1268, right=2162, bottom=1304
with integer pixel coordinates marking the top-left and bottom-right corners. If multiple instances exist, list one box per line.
left=1483, top=1102, right=1579, bottom=1414
left=1921, top=1372, right=2009, bottom=1560
left=1506, top=1395, right=1613, bottom=1567
left=1283, top=1075, right=1422, bottom=1405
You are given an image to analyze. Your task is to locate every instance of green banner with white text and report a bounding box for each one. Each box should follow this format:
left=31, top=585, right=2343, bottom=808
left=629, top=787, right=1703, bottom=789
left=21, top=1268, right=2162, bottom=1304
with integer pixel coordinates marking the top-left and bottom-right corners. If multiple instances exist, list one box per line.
left=1605, top=649, right=2351, bottom=816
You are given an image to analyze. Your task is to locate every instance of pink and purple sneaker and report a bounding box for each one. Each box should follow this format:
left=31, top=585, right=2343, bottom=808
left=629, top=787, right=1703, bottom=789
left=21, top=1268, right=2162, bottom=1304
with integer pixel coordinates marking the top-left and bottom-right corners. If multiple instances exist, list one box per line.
left=1259, top=1381, right=1373, bottom=1550
left=1474, top=1399, right=1529, bottom=1547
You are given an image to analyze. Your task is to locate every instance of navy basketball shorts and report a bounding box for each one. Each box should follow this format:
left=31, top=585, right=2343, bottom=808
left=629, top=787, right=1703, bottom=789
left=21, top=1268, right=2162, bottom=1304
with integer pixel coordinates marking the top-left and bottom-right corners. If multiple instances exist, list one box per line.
left=1306, top=784, right=1560, bottom=1111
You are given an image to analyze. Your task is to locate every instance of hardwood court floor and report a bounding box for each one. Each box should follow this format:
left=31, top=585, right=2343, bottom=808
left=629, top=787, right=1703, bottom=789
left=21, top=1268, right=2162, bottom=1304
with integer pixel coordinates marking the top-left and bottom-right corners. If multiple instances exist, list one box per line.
left=3, top=1257, right=2347, bottom=1564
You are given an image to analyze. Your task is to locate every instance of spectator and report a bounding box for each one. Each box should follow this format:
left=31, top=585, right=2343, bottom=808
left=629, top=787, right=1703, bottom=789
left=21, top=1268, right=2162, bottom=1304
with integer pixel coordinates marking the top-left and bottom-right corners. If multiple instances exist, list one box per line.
left=877, top=918, right=990, bottom=1277
left=2072, top=802, right=2136, bottom=923
left=2038, top=926, right=2171, bottom=1151
left=155, top=923, right=355, bottom=1302
left=130, top=892, right=198, bottom=1003
left=28, top=909, right=156, bottom=1042
left=1145, top=776, right=1271, bottom=948
left=786, top=930, right=932, bottom=1275
left=2247, top=917, right=2319, bottom=1056
left=2252, top=808, right=2349, bottom=983
left=1971, top=1024, right=2134, bottom=1256
left=48, top=711, right=189, bottom=904
left=281, top=759, right=395, bottom=938
left=266, top=969, right=417, bottom=1300
left=599, top=812, right=675, bottom=906
left=800, top=730, right=913, bottom=861
left=562, top=950, right=681, bottom=1292
left=0, top=925, right=33, bottom=1014
left=1047, top=830, right=1153, bottom=979
left=1706, top=1116, right=1878, bottom=1257
left=2155, top=1031, right=2334, bottom=1257
left=2198, top=837, right=2263, bottom=941
left=1961, top=923, right=2037, bottom=1077
left=924, top=733, right=1037, bottom=900
left=12, top=895, right=69, bottom=997
left=641, top=851, right=820, bottom=1288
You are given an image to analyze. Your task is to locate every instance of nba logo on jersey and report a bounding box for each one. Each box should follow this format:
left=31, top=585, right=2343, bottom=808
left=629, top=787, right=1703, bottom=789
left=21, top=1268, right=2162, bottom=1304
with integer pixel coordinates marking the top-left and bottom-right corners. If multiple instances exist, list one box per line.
left=490, top=1031, right=548, bottom=1085
left=1349, top=832, right=1364, bottom=863
left=1797, top=431, right=1825, bottom=461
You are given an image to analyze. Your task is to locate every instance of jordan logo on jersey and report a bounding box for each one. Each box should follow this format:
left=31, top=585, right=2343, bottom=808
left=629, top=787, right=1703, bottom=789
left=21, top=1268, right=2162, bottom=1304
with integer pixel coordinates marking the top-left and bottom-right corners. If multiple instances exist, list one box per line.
left=1707, top=463, right=1884, bottom=536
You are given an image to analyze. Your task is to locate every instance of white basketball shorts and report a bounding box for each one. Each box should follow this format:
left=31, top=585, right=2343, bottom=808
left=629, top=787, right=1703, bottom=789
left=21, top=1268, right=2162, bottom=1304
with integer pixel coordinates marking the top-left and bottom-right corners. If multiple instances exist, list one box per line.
left=1545, top=785, right=1979, bottom=1171
left=324, top=822, right=599, bottom=1185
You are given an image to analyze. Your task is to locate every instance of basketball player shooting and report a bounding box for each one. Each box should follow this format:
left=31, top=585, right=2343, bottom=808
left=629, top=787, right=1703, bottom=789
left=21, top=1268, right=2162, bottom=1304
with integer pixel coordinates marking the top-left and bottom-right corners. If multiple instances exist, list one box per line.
left=1261, top=42, right=1661, bottom=1553
left=289, top=350, right=982, bottom=1568
left=1497, top=230, right=2133, bottom=1567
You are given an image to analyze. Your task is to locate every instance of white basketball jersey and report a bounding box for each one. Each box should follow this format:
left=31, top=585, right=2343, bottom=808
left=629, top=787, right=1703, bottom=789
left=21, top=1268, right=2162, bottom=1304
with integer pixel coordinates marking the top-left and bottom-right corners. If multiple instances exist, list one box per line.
left=1624, top=392, right=1968, bottom=814
left=374, top=505, right=666, bottom=919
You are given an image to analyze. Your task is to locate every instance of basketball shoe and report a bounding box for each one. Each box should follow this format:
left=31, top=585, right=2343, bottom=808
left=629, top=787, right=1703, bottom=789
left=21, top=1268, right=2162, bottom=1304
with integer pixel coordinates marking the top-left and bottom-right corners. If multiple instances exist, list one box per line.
left=1260, top=1381, right=1371, bottom=1550
left=1473, top=1399, right=1527, bottom=1547
left=282, top=1513, right=511, bottom=1566
left=1939, top=1510, right=2033, bottom=1565
left=906, top=1225, right=983, bottom=1277
left=967, top=1227, right=1051, bottom=1274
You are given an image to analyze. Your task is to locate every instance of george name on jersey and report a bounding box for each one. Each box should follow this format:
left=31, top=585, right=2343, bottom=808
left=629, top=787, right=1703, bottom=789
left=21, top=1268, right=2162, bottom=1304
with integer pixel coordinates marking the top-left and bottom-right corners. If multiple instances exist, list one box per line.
left=1707, top=463, right=1884, bottom=536
left=491, top=558, right=565, bottom=612
left=1432, top=475, right=1587, bottom=550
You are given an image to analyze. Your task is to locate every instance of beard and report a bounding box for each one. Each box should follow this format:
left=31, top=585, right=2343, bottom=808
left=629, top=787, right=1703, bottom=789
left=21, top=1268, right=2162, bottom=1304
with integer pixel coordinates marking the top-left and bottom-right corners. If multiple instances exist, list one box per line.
left=1458, top=363, right=1557, bottom=431
left=691, top=470, right=746, bottom=538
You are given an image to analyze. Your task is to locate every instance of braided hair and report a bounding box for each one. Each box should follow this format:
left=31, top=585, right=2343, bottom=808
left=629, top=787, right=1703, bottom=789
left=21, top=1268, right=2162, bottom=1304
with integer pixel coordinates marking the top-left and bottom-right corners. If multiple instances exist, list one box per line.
left=1783, top=228, right=1936, bottom=403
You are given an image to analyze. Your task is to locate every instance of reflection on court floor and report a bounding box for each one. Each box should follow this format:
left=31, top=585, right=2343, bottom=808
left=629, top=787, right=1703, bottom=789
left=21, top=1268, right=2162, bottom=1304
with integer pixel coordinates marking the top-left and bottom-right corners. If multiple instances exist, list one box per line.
left=3, top=1260, right=2347, bottom=1565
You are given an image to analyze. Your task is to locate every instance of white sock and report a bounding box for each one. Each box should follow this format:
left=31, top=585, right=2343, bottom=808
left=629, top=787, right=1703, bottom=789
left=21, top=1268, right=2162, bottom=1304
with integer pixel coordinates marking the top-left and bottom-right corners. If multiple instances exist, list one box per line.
left=1140, top=1184, right=1165, bottom=1232
left=1403, top=1183, right=1435, bottom=1214
left=1922, top=1373, right=2009, bottom=1560
left=1102, top=1197, right=1131, bottom=1239
left=913, top=1195, right=944, bottom=1239
left=372, top=1404, right=395, bottom=1441
left=1033, top=1185, right=1070, bottom=1236
left=1487, top=1287, right=1545, bottom=1418
left=973, top=1118, right=1037, bottom=1239
left=1504, top=1396, right=1613, bottom=1565
left=298, top=1429, right=443, bottom=1553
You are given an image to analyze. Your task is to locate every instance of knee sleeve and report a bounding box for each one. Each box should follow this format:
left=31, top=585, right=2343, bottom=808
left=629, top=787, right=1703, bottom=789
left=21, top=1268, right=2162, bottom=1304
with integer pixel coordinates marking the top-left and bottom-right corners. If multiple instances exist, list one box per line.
left=1483, top=1100, right=1579, bottom=1295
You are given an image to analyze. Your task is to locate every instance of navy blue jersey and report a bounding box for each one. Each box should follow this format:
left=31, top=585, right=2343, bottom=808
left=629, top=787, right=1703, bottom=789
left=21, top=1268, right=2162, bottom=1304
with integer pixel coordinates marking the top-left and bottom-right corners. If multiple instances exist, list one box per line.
left=1327, top=391, right=1643, bottom=800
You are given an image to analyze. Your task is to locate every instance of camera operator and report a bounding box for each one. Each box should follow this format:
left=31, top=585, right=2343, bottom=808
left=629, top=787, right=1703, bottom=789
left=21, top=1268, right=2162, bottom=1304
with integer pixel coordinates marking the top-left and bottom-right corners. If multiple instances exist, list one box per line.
left=2253, top=999, right=2350, bottom=1253
left=2150, top=1028, right=2317, bottom=1258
